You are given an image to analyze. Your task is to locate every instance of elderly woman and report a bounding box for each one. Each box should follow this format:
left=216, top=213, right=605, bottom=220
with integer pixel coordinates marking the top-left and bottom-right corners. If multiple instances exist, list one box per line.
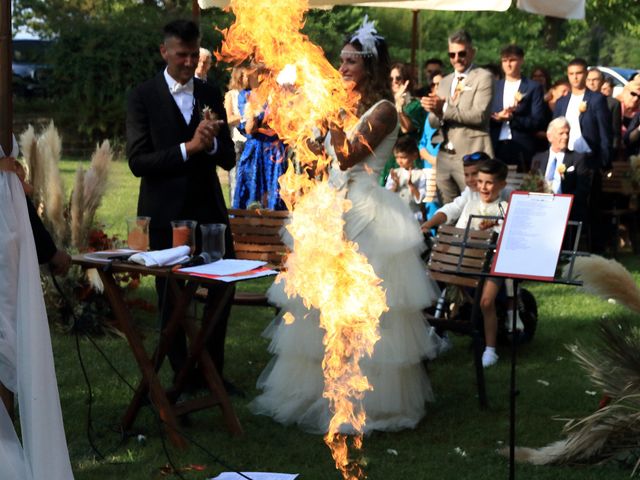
left=617, top=78, right=640, bottom=138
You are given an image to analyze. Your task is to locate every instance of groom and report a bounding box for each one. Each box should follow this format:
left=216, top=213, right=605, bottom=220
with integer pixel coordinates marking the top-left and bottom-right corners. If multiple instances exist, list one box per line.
left=126, top=19, right=236, bottom=389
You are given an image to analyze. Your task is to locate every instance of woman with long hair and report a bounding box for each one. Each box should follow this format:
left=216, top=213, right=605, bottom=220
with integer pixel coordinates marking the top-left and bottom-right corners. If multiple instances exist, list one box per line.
left=224, top=65, right=248, bottom=205
left=250, top=18, right=441, bottom=434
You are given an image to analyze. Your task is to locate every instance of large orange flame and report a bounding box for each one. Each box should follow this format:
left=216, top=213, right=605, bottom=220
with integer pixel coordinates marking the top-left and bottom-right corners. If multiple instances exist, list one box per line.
left=217, top=2, right=388, bottom=478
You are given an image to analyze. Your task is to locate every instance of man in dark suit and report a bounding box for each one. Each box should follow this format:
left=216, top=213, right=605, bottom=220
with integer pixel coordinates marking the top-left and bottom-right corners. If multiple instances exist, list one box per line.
left=553, top=58, right=612, bottom=252
left=553, top=58, right=612, bottom=170
left=587, top=67, right=621, bottom=160
left=126, top=19, right=236, bottom=389
left=531, top=117, right=591, bottom=224
left=490, top=44, right=545, bottom=172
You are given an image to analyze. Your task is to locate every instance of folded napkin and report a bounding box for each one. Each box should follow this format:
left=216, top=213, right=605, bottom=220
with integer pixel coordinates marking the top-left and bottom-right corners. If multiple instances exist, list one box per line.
left=129, top=245, right=191, bottom=267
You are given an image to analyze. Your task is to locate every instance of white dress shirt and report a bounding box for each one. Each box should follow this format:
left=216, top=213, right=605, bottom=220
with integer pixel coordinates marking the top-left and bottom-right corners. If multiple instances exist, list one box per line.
left=499, top=79, right=521, bottom=141
left=545, top=149, right=565, bottom=194
left=163, top=68, right=217, bottom=160
left=565, top=93, right=591, bottom=154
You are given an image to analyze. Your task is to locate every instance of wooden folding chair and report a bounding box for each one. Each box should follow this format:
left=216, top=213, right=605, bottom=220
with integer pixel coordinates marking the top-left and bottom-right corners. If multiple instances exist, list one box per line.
left=425, top=225, right=498, bottom=408
left=506, top=164, right=526, bottom=192
left=601, top=162, right=640, bottom=255
left=196, top=209, right=289, bottom=308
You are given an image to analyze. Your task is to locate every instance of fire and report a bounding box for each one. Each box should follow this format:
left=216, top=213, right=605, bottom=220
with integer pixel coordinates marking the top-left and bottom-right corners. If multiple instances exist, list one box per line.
left=216, top=1, right=388, bottom=478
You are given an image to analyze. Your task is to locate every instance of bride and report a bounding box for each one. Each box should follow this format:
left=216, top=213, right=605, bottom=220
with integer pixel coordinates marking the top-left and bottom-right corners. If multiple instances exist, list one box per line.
left=0, top=135, right=74, bottom=479
left=250, top=19, right=442, bottom=434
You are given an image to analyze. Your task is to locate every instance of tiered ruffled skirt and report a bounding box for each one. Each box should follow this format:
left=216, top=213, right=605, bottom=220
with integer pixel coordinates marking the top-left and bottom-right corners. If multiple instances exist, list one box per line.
left=249, top=174, right=441, bottom=434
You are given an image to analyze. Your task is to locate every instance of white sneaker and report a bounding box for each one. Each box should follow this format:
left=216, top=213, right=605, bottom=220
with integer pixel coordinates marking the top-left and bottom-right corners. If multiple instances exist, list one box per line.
left=482, top=349, right=499, bottom=368
left=505, top=312, right=525, bottom=333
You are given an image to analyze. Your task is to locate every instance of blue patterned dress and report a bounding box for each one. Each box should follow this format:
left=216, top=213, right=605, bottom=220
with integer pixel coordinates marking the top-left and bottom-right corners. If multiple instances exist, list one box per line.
left=232, top=89, right=287, bottom=210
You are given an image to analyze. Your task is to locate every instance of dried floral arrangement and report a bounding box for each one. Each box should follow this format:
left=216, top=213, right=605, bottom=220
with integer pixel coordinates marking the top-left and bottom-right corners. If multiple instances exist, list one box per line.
left=19, top=122, right=151, bottom=333
left=508, top=256, right=640, bottom=474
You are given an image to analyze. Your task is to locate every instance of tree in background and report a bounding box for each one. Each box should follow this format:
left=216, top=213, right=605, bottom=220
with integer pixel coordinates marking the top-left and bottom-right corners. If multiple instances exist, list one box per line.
left=9, top=1, right=640, bottom=145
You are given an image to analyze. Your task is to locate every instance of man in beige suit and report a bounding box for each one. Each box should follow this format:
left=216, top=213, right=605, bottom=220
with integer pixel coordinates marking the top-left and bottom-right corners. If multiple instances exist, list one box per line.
left=422, top=30, right=494, bottom=203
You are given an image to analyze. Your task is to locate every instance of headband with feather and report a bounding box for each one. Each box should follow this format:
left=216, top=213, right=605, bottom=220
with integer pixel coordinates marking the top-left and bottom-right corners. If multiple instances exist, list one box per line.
left=344, top=15, right=384, bottom=59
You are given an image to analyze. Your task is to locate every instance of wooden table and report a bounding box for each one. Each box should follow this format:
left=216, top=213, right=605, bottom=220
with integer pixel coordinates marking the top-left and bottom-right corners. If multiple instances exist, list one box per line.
left=72, top=255, right=243, bottom=448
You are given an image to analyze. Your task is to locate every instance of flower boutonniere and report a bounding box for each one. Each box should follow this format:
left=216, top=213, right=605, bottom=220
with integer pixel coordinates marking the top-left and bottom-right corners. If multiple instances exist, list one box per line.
left=557, top=163, right=567, bottom=179
left=578, top=101, right=588, bottom=113
left=513, top=90, right=526, bottom=106
left=201, top=105, right=217, bottom=121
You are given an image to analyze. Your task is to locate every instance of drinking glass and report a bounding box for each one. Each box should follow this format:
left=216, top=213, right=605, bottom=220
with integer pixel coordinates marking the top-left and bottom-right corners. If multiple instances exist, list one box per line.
left=171, top=220, right=197, bottom=254
left=126, top=216, right=150, bottom=251
left=200, top=223, right=226, bottom=261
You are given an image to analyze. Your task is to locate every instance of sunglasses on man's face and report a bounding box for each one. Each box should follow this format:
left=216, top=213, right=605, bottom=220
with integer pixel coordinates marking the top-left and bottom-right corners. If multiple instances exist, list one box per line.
left=390, top=75, right=403, bottom=82
left=630, top=91, right=640, bottom=99
left=448, top=50, right=467, bottom=59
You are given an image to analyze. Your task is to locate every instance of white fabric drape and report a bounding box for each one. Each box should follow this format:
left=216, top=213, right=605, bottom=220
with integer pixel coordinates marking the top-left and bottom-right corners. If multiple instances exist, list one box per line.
left=517, top=0, right=585, bottom=20
left=0, top=138, right=74, bottom=479
left=201, top=0, right=510, bottom=10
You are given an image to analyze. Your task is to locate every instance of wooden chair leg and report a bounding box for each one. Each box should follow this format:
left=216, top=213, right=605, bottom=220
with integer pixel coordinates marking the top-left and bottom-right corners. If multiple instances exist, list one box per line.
left=0, top=382, right=14, bottom=419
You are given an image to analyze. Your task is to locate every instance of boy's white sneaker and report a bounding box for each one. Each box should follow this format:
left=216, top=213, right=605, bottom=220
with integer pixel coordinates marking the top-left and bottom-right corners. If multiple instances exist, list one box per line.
left=482, top=349, right=499, bottom=368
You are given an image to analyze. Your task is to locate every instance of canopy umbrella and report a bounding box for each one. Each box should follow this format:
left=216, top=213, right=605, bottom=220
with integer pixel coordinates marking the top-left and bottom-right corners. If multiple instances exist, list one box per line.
left=197, top=0, right=584, bottom=74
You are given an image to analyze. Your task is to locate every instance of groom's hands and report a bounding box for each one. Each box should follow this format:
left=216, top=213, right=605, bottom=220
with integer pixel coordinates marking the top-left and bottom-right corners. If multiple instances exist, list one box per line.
left=185, top=119, right=225, bottom=156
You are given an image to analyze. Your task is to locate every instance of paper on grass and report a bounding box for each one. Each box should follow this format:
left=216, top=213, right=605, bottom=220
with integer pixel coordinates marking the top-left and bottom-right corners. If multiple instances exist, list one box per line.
left=210, top=473, right=298, bottom=480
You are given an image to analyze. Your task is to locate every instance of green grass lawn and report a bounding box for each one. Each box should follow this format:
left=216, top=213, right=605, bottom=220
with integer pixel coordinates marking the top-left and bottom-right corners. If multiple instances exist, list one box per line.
left=47, top=159, right=638, bottom=479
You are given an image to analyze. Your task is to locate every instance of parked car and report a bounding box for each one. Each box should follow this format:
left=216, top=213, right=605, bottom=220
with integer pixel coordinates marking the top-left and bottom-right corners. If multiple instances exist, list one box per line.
left=12, top=39, right=52, bottom=97
left=592, top=66, right=639, bottom=97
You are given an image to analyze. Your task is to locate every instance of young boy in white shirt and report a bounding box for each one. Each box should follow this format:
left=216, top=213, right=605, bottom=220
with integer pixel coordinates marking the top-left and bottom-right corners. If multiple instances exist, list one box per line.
left=424, top=159, right=511, bottom=367
left=420, top=151, right=489, bottom=232
left=386, top=136, right=427, bottom=222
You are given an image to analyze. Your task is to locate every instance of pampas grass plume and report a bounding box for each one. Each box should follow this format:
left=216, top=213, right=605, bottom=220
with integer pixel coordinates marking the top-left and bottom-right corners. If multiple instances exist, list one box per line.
left=81, top=140, right=112, bottom=239
left=37, top=122, right=67, bottom=245
left=19, top=125, right=43, bottom=205
left=71, top=167, right=85, bottom=250
left=565, top=255, right=640, bottom=313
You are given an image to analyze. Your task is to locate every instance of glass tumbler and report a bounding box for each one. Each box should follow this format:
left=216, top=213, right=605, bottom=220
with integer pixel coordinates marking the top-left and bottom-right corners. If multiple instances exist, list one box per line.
left=126, top=216, right=151, bottom=251
left=171, top=220, right=197, bottom=254
left=200, top=223, right=226, bottom=261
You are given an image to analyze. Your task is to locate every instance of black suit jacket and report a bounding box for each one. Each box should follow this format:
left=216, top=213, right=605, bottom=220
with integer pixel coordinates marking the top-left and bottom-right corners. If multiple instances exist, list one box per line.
left=531, top=150, right=591, bottom=222
left=490, top=77, right=545, bottom=160
left=553, top=89, right=612, bottom=169
left=126, top=73, right=235, bottom=253
left=607, top=96, right=622, bottom=154
left=624, top=111, right=640, bottom=157
left=27, top=196, right=57, bottom=264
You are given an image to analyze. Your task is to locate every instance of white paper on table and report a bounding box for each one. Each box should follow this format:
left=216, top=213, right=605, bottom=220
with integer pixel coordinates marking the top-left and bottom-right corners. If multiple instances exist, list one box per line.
left=211, top=269, right=278, bottom=283
left=491, top=192, right=573, bottom=280
left=179, top=259, right=268, bottom=275
left=209, top=473, right=299, bottom=480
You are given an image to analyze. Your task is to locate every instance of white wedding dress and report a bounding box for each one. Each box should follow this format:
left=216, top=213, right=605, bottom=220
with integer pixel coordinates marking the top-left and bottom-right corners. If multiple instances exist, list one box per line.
left=0, top=138, right=74, bottom=479
left=249, top=100, right=441, bottom=434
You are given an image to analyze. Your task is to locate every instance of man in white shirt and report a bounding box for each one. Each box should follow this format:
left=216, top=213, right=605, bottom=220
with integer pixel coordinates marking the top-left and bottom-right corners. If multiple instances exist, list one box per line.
left=490, top=44, right=545, bottom=171
left=553, top=58, right=611, bottom=170
left=553, top=58, right=612, bottom=252
left=126, top=19, right=238, bottom=391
